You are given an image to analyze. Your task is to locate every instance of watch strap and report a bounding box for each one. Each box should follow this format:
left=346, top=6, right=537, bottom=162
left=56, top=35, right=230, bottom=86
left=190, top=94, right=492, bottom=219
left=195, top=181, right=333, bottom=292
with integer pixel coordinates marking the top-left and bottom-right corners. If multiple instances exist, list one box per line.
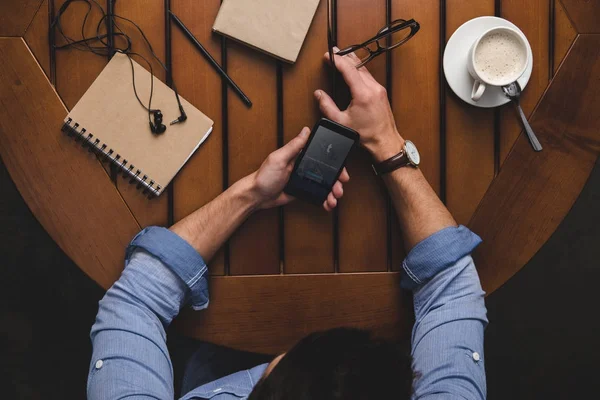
left=372, top=148, right=411, bottom=176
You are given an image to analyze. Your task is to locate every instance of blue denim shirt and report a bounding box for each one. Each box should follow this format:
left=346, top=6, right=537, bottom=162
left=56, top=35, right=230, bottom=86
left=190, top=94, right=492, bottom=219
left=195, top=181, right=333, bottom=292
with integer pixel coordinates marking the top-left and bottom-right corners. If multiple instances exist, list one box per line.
left=88, top=225, right=487, bottom=399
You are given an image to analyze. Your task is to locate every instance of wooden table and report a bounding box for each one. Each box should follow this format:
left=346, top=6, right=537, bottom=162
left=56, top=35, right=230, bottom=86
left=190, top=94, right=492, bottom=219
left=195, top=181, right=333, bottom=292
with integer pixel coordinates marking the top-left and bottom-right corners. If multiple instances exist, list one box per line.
left=1, top=0, right=599, bottom=354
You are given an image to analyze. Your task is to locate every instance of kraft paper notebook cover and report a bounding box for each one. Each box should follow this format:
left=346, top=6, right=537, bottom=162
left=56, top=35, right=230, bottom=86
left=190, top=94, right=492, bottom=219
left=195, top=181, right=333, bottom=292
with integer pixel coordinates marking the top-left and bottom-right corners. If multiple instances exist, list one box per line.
left=212, top=0, right=320, bottom=64
left=62, top=52, right=213, bottom=196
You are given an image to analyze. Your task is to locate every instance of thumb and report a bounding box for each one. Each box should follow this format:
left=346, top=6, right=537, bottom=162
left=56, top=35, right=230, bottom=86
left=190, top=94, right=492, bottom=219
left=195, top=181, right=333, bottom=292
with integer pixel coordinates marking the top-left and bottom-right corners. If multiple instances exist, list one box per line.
left=275, top=127, right=310, bottom=163
left=314, top=90, right=344, bottom=122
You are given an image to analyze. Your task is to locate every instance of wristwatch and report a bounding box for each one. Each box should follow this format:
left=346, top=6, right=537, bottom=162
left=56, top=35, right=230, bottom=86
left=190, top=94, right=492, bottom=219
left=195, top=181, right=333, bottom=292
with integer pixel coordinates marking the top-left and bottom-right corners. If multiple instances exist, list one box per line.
left=372, top=140, right=420, bottom=176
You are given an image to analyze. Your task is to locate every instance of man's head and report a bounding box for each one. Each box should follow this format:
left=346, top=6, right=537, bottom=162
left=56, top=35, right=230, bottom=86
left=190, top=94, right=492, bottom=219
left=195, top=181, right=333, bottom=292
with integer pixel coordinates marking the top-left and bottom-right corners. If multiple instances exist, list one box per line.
left=248, top=328, right=413, bottom=400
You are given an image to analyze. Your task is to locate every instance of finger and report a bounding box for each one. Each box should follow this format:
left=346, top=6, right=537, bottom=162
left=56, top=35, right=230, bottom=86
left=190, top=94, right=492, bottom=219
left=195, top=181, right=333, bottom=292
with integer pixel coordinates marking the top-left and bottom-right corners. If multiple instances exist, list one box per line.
left=338, top=168, right=350, bottom=183
left=314, top=90, right=344, bottom=122
left=272, top=127, right=310, bottom=163
left=323, top=200, right=333, bottom=212
left=344, top=52, right=378, bottom=84
left=332, top=181, right=344, bottom=199
left=324, top=51, right=367, bottom=98
left=334, top=47, right=379, bottom=86
left=326, top=192, right=338, bottom=209
left=276, top=193, right=295, bottom=207
left=345, top=50, right=362, bottom=65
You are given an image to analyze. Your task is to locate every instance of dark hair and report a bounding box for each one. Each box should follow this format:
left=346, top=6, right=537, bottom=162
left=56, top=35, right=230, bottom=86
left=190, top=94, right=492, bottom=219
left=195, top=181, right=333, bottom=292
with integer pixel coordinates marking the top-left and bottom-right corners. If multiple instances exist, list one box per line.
left=248, top=328, right=413, bottom=400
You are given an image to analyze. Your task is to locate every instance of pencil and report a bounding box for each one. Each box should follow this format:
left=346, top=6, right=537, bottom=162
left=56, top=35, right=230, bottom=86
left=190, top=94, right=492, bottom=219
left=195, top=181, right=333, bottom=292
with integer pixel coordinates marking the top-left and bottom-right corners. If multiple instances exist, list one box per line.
left=169, top=11, right=253, bottom=108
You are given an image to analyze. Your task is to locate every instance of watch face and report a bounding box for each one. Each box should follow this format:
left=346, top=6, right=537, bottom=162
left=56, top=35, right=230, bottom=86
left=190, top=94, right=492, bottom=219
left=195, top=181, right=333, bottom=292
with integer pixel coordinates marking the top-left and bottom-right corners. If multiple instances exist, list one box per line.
left=405, top=140, right=420, bottom=165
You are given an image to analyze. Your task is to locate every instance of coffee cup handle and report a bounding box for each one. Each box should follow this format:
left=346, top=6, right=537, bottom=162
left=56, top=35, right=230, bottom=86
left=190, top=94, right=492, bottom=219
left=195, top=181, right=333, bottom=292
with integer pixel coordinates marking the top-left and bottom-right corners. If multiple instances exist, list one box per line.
left=471, top=80, right=486, bottom=101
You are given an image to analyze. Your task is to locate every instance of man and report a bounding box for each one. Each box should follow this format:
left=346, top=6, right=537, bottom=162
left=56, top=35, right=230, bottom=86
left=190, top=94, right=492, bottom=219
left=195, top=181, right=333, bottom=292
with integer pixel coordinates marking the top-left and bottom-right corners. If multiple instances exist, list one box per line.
left=88, top=51, right=487, bottom=399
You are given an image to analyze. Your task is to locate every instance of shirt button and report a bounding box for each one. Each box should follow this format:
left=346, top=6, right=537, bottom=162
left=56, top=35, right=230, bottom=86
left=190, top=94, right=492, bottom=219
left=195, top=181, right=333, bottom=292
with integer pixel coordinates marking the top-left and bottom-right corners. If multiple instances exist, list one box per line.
left=472, top=352, right=481, bottom=362
left=95, top=360, right=104, bottom=369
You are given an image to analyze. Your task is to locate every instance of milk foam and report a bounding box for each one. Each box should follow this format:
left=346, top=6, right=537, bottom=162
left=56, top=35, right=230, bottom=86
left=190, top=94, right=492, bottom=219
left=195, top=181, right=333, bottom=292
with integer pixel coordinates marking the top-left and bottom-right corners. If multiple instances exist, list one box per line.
left=474, top=32, right=527, bottom=84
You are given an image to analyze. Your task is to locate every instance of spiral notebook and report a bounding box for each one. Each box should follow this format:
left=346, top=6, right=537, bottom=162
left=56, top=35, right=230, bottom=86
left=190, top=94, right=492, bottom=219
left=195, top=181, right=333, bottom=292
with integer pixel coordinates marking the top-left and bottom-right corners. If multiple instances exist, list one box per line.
left=61, top=52, right=214, bottom=197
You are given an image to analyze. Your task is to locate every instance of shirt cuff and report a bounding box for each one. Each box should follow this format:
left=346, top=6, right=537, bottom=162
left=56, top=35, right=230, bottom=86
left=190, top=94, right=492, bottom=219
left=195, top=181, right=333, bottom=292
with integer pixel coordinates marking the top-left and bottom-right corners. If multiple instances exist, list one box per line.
left=126, top=226, right=210, bottom=310
left=401, top=225, right=482, bottom=290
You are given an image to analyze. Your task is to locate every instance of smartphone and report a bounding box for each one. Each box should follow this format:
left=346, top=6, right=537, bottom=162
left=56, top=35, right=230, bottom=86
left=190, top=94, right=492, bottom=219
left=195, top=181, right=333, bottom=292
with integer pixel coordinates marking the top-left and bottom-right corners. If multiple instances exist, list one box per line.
left=284, top=118, right=359, bottom=205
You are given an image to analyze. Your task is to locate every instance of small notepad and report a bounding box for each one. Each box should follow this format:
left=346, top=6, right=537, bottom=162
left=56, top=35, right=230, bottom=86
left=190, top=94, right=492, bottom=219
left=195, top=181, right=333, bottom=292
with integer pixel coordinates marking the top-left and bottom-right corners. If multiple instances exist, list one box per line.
left=62, top=52, right=214, bottom=196
left=212, top=0, right=320, bottom=63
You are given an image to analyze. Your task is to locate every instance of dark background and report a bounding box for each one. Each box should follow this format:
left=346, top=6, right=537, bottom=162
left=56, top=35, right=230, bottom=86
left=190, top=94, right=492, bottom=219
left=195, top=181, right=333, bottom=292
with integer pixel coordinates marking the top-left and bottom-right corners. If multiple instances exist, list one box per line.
left=1, top=156, right=599, bottom=399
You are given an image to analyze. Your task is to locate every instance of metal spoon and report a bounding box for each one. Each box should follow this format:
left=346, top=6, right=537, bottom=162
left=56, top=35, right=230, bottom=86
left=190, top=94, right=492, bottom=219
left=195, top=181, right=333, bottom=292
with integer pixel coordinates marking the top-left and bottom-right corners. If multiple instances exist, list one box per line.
left=502, top=81, right=543, bottom=152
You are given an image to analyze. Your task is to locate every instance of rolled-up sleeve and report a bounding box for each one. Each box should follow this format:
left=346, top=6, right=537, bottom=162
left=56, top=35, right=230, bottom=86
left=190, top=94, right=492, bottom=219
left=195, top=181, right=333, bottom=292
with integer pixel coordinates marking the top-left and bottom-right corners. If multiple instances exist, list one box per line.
left=401, top=225, right=482, bottom=290
left=127, top=227, right=210, bottom=310
left=402, top=226, right=488, bottom=400
left=88, top=227, right=209, bottom=400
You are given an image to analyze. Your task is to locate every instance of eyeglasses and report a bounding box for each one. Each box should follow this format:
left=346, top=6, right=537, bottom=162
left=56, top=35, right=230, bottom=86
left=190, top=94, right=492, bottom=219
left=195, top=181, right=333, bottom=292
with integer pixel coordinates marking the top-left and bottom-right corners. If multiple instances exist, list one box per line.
left=327, top=0, right=420, bottom=69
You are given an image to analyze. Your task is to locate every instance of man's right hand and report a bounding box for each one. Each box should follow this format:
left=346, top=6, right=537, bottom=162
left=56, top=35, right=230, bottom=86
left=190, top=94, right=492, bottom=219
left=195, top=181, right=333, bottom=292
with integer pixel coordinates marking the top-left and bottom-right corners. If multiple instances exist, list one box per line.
left=314, top=50, right=405, bottom=163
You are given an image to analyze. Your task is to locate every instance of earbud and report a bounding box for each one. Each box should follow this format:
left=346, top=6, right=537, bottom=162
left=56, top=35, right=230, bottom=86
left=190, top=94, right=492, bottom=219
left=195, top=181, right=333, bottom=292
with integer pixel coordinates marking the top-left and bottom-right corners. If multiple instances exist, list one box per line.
left=150, top=110, right=166, bottom=134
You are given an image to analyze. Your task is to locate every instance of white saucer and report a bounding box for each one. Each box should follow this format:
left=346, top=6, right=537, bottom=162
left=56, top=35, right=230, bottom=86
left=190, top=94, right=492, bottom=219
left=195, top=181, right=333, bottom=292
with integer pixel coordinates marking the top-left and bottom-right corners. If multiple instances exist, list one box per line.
left=443, top=16, right=533, bottom=108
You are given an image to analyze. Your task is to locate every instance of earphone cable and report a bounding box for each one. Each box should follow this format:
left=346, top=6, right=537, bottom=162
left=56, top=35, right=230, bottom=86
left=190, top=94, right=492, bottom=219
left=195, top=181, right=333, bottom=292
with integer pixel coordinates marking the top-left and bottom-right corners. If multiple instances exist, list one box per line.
left=51, top=0, right=185, bottom=130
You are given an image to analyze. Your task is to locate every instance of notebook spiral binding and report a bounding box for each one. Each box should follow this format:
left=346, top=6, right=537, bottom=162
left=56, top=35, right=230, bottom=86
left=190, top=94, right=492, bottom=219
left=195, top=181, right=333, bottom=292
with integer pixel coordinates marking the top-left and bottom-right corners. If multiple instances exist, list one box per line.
left=61, top=118, right=162, bottom=197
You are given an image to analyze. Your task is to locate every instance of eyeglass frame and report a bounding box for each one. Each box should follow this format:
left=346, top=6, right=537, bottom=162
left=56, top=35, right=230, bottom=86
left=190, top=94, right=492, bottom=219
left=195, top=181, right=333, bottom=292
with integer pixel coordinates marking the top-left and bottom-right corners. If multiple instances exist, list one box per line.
left=327, top=0, right=420, bottom=69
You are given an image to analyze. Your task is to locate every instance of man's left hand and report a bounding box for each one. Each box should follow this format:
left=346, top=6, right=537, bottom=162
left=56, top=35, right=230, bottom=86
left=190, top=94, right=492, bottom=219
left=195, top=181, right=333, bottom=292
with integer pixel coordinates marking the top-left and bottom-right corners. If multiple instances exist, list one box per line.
left=250, top=127, right=350, bottom=212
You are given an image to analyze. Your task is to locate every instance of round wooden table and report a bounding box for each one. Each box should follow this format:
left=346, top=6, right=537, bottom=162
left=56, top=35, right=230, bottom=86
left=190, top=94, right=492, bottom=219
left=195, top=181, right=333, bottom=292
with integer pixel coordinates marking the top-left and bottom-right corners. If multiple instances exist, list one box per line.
left=1, top=0, right=599, bottom=354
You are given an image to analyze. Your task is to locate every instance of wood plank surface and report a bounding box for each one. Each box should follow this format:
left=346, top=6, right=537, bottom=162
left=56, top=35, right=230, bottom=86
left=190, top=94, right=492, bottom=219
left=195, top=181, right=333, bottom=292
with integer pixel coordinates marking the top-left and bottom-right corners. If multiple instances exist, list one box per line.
left=227, top=43, right=280, bottom=275
left=171, top=0, right=225, bottom=275
left=53, top=0, right=107, bottom=109
left=390, top=0, right=440, bottom=269
left=470, top=35, right=600, bottom=294
left=0, top=0, right=43, bottom=36
left=554, top=0, right=577, bottom=75
left=173, top=272, right=411, bottom=354
left=0, top=38, right=140, bottom=290
left=2, top=0, right=599, bottom=355
left=560, top=0, right=600, bottom=33
left=391, top=0, right=441, bottom=194
left=112, top=0, right=165, bottom=81
left=52, top=0, right=113, bottom=179
left=282, top=0, right=334, bottom=274
left=499, top=0, right=550, bottom=164
left=24, top=0, right=50, bottom=79
left=337, top=0, right=389, bottom=272
left=111, top=0, right=168, bottom=228
left=445, top=0, right=496, bottom=226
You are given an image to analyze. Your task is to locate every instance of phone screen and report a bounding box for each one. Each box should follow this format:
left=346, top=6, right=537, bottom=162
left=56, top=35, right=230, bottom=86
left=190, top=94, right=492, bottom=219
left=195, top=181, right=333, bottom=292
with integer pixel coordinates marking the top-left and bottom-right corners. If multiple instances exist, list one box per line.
left=285, top=120, right=358, bottom=204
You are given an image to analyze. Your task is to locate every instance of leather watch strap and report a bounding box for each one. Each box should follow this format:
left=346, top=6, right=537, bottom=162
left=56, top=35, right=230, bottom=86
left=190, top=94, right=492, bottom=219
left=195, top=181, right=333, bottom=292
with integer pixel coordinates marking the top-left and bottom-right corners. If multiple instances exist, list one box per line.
left=372, top=149, right=411, bottom=176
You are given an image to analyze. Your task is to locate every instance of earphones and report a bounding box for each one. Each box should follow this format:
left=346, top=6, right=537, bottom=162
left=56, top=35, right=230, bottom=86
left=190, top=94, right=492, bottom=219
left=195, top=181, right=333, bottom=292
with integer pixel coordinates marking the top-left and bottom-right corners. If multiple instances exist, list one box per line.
left=150, top=110, right=166, bottom=134
left=51, top=0, right=187, bottom=135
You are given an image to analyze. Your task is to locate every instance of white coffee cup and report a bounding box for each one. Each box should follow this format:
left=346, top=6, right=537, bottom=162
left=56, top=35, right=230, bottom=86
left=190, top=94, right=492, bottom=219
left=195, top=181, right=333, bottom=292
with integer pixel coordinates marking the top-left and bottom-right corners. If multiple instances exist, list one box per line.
left=467, top=26, right=529, bottom=102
